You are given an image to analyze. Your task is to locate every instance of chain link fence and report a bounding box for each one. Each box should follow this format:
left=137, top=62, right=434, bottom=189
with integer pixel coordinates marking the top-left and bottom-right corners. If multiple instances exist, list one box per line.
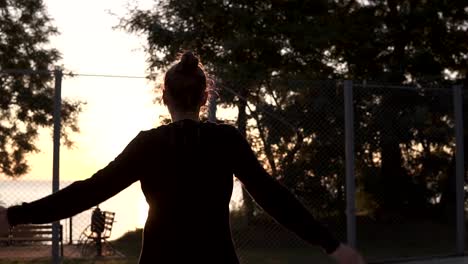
left=225, top=80, right=346, bottom=264
left=0, top=70, right=160, bottom=260
left=0, top=71, right=466, bottom=263
left=353, top=82, right=457, bottom=261
left=225, top=80, right=465, bottom=263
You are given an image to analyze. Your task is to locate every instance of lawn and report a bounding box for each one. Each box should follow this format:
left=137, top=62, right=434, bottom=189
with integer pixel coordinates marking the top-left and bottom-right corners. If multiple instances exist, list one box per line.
left=0, top=216, right=464, bottom=264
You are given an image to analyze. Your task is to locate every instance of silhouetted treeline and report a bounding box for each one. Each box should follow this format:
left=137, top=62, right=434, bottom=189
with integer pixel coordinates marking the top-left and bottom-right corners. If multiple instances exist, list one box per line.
left=120, top=0, right=467, bottom=223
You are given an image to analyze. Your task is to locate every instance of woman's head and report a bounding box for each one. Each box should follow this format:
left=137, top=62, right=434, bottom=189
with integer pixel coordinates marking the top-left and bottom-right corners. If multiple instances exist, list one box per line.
left=162, top=51, right=208, bottom=114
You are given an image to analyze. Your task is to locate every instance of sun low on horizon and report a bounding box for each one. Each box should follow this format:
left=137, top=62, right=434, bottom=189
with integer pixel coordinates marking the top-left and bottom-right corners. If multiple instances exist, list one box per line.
left=26, top=75, right=166, bottom=182
left=0, top=0, right=243, bottom=237
left=15, top=0, right=162, bottom=182
left=0, top=0, right=167, bottom=236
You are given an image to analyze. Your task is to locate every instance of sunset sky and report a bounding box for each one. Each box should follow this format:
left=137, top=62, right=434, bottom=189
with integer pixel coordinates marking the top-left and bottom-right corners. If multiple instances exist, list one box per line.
left=28, top=0, right=167, bottom=181
left=8, top=0, right=239, bottom=234
left=15, top=0, right=164, bottom=232
left=25, top=0, right=236, bottom=182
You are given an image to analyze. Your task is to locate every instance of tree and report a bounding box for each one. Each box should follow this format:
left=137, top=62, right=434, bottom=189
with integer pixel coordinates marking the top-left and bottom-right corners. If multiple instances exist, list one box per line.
left=329, top=0, right=468, bottom=217
left=120, top=0, right=337, bottom=223
left=121, top=0, right=468, bottom=224
left=0, top=0, right=82, bottom=178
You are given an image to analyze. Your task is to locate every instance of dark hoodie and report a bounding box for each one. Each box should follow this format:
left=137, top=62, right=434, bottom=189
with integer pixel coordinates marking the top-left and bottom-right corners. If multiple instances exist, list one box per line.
left=7, top=119, right=340, bottom=263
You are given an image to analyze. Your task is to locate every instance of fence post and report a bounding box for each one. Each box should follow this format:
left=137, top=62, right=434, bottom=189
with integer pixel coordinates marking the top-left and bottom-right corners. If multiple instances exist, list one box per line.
left=453, top=85, right=465, bottom=255
left=52, top=69, right=62, bottom=263
left=69, top=217, right=73, bottom=245
left=344, top=80, right=357, bottom=248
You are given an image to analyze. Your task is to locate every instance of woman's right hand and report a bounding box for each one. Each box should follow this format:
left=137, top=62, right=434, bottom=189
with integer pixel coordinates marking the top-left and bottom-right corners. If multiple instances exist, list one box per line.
left=0, top=206, right=10, bottom=236
left=329, top=243, right=366, bottom=264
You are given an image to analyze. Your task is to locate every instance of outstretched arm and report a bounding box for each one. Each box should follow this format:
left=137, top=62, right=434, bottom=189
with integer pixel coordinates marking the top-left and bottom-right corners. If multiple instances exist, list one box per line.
left=228, top=126, right=340, bottom=254
left=228, top=126, right=365, bottom=263
left=6, top=131, right=150, bottom=226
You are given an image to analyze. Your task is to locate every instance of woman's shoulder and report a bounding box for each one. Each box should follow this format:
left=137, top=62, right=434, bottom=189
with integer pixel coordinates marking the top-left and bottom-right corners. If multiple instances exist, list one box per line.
left=136, top=120, right=239, bottom=139
left=204, top=121, right=239, bottom=134
left=129, top=126, right=167, bottom=143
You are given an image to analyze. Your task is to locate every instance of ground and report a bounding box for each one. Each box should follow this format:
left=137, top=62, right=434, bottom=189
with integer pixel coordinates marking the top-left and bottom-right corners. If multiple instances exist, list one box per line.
left=0, top=217, right=467, bottom=264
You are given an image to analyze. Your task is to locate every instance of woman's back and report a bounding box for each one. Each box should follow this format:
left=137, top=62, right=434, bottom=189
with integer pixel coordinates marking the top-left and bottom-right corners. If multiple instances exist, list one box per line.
left=5, top=118, right=341, bottom=263
left=138, top=119, right=239, bottom=263
left=2, top=51, right=366, bottom=264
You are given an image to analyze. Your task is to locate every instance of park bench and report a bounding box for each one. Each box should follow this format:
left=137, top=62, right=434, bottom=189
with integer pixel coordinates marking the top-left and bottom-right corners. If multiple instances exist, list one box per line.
left=78, top=210, right=117, bottom=257
left=0, top=224, right=63, bottom=256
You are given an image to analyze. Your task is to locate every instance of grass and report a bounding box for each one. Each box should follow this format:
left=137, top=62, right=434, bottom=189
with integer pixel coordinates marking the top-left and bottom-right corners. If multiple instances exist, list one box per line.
left=109, top=229, right=333, bottom=264
left=0, top=260, right=135, bottom=264
left=0, top=216, right=464, bottom=264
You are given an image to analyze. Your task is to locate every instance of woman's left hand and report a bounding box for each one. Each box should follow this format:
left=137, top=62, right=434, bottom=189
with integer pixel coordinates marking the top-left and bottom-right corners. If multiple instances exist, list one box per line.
left=329, top=243, right=366, bottom=264
left=0, top=206, right=10, bottom=236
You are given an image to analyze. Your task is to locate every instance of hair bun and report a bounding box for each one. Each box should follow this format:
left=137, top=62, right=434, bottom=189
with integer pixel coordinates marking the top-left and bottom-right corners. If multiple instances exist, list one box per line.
left=176, top=51, right=199, bottom=73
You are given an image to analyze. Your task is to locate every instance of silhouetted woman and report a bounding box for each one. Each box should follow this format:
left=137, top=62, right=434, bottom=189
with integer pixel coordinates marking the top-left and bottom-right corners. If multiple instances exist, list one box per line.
left=0, top=52, right=365, bottom=264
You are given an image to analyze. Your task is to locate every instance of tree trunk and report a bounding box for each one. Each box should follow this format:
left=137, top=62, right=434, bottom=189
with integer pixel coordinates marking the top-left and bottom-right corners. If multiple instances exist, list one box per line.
left=380, top=136, right=407, bottom=209
left=377, top=4, right=411, bottom=215
left=250, top=110, right=278, bottom=178
left=237, top=88, right=256, bottom=226
left=438, top=157, right=456, bottom=224
left=378, top=94, right=410, bottom=217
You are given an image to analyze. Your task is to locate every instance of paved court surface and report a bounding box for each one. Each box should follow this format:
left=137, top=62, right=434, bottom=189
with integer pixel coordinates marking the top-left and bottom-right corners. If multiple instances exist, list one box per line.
left=0, top=244, right=125, bottom=260
left=394, top=257, right=468, bottom=264
left=0, top=245, right=81, bottom=259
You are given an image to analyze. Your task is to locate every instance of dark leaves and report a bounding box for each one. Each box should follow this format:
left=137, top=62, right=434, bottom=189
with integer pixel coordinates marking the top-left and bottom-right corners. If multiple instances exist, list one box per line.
left=0, top=0, right=83, bottom=177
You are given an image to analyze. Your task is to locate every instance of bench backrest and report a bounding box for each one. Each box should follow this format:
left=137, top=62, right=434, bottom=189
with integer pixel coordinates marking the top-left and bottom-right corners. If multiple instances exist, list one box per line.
left=1, top=224, right=62, bottom=243
left=102, top=211, right=115, bottom=239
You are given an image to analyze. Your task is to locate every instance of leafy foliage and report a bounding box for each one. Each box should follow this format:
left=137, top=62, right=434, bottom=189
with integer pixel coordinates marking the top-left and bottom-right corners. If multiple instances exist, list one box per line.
left=0, top=0, right=82, bottom=177
left=121, top=0, right=468, bottom=220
